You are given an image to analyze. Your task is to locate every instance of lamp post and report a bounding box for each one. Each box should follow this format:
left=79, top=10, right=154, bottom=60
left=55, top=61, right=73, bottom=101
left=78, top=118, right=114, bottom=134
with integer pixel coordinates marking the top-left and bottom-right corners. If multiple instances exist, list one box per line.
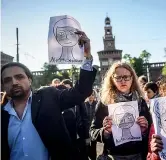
left=146, top=63, right=150, bottom=82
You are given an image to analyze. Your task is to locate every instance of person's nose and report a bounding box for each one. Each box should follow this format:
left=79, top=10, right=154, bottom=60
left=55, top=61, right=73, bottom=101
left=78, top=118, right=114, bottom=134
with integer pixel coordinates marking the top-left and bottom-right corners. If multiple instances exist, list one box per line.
left=66, top=31, right=72, bottom=39
left=12, top=78, right=18, bottom=85
left=120, top=78, right=126, bottom=84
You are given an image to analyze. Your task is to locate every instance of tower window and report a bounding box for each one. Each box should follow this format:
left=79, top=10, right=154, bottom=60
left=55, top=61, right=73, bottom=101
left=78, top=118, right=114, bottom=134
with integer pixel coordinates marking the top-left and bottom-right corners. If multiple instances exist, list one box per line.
left=107, top=29, right=110, bottom=34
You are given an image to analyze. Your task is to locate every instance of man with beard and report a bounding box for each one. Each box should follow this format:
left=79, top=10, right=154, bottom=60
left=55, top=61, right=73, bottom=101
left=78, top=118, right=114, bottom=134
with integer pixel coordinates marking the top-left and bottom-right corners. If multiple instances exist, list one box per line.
left=1, top=31, right=97, bottom=160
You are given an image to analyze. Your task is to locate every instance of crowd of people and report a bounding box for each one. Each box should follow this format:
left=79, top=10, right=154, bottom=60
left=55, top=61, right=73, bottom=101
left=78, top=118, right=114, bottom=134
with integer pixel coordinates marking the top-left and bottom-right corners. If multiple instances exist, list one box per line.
left=1, top=30, right=166, bottom=160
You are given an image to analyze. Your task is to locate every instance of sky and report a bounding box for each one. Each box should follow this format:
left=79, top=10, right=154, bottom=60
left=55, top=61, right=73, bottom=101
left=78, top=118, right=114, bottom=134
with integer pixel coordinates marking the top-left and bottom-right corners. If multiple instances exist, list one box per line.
left=1, top=0, right=166, bottom=71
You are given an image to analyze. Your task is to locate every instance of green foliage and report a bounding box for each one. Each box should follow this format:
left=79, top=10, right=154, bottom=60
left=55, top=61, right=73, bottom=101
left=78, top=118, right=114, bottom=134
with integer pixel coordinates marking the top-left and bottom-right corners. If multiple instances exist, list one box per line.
left=162, top=64, right=166, bottom=76
left=40, top=63, right=60, bottom=86
left=131, top=57, right=144, bottom=76
left=123, top=50, right=151, bottom=77
left=32, top=63, right=71, bottom=89
left=140, top=50, right=151, bottom=63
left=69, top=65, right=80, bottom=83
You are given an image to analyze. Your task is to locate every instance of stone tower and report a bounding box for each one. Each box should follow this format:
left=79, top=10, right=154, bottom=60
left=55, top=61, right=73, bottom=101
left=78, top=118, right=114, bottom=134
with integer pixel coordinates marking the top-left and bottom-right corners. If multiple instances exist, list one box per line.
left=97, top=16, right=122, bottom=81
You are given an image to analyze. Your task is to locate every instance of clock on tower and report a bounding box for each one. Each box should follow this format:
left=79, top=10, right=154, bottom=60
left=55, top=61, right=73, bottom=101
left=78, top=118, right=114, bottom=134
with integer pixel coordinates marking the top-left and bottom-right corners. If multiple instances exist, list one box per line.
left=107, top=42, right=112, bottom=47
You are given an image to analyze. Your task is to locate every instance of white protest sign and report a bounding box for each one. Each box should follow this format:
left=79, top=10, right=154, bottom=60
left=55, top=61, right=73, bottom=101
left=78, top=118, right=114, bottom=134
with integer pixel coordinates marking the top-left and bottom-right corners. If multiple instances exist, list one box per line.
left=150, top=97, right=166, bottom=160
left=48, top=15, right=84, bottom=64
left=108, top=101, right=142, bottom=146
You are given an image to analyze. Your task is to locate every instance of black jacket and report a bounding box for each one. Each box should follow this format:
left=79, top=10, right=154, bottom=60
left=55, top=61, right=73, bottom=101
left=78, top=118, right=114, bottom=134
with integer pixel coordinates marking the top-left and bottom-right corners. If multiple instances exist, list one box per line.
left=58, top=85, right=90, bottom=142
left=62, top=107, right=77, bottom=142
left=84, top=101, right=97, bottom=131
left=1, top=68, right=97, bottom=160
left=76, top=103, right=90, bottom=140
left=62, top=103, right=90, bottom=143
left=90, top=98, right=152, bottom=159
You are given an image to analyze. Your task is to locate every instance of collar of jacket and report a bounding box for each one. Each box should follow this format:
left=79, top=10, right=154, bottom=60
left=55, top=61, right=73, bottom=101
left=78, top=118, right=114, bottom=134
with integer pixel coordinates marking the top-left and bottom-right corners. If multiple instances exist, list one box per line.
left=2, top=90, right=42, bottom=125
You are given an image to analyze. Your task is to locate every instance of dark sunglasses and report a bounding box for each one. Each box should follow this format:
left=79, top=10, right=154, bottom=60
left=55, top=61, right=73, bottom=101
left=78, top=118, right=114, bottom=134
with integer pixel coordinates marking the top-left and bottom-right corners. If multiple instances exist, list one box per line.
left=113, top=75, right=132, bottom=82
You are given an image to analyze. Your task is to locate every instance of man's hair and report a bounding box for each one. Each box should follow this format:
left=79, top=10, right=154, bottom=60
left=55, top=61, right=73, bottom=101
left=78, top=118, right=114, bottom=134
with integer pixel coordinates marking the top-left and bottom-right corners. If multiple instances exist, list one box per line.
left=138, top=75, right=148, bottom=83
left=1, top=62, right=33, bottom=83
left=144, top=82, right=159, bottom=93
left=56, top=84, right=67, bottom=90
left=61, top=79, right=73, bottom=87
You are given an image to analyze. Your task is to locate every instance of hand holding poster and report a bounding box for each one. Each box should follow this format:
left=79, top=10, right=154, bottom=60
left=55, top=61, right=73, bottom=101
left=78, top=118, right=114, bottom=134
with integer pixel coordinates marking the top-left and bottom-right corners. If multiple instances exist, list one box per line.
left=150, top=97, right=166, bottom=160
left=48, top=15, right=84, bottom=64
left=108, top=101, right=142, bottom=146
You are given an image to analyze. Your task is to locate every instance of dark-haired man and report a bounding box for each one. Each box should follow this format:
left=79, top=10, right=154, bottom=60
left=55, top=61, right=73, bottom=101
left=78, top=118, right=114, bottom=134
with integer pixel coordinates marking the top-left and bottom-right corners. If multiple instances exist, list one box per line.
left=1, top=31, right=97, bottom=160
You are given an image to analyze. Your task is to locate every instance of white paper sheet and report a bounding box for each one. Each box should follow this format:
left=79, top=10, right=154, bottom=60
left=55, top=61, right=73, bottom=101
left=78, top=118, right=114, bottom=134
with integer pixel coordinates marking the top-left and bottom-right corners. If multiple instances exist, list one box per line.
left=108, top=101, right=142, bottom=146
left=150, top=97, right=166, bottom=160
left=48, top=15, right=84, bottom=64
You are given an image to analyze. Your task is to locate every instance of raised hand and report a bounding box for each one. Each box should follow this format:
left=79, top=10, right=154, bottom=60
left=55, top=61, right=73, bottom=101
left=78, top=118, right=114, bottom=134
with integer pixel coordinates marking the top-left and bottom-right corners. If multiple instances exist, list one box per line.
left=75, top=30, right=91, bottom=59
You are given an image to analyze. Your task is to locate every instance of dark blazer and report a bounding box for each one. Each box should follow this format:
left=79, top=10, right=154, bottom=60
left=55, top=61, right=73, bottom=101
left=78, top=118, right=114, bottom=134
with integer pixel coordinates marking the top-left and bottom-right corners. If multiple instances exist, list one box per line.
left=84, top=101, right=97, bottom=131
left=76, top=103, right=90, bottom=140
left=1, top=68, right=97, bottom=160
left=90, top=98, right=152, bottom=159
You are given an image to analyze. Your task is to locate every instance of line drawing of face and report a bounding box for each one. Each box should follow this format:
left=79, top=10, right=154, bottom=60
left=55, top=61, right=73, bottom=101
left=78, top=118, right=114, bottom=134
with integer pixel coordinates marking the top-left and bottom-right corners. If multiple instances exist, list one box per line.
left=153, top=98, right=166, bottom=134
left=56, top=26, right=78, bottom=47
left=113, top=105, right=136, bottom=126
left=161, top=110, right=166, bottom=133
left=113, top=105, right=136, bottom=140
left=117, top=112, right=135, bottom=129
left=52, top=17, right=81, bottom=62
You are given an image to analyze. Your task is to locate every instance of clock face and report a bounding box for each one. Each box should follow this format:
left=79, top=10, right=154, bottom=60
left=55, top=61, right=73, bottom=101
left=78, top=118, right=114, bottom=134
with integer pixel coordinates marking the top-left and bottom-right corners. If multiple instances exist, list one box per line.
left=107, top=42, right=112, bottom=47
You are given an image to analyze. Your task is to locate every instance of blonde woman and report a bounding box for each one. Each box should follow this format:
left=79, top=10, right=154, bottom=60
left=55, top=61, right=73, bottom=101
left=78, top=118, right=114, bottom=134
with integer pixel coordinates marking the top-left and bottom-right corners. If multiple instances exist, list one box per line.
left=90, top=62, right=152, bottom=160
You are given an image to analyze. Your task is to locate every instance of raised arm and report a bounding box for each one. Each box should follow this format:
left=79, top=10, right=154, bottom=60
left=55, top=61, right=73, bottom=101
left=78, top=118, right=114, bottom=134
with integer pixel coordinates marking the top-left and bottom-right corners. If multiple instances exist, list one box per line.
left=58, top=31, right=97, bottom=111
left=58, top=67, right=97, bottom=111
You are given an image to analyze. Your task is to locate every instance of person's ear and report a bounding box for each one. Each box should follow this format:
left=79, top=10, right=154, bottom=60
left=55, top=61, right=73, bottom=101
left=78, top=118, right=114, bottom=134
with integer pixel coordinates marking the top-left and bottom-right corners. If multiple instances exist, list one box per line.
left=29, top=79, right=32, bottom=85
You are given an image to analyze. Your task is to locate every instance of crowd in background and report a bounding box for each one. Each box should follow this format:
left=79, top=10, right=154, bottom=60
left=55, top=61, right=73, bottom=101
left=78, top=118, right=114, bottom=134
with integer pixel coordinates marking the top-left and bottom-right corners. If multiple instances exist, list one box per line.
left=1, top=30, right=166, bottom=160
left=1, top=61, right=166, bottom=160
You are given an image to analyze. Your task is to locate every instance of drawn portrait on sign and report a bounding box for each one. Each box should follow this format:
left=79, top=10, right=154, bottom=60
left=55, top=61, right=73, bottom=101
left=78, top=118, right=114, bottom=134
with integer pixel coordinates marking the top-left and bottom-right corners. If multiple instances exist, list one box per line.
left=113, top=105, right=136, bottom=140
left=53, top=18, right=81, bottom=62
left=151, top=97, right=166, bottom=159
left=153, top=98, right=166, bottom=134
left=108, top=101, right=142, bottom=146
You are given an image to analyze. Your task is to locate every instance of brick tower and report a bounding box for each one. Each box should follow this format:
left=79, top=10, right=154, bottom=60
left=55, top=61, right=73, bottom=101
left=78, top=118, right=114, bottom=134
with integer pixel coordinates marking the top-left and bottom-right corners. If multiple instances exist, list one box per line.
left=97, top=16, right=122, bottom=81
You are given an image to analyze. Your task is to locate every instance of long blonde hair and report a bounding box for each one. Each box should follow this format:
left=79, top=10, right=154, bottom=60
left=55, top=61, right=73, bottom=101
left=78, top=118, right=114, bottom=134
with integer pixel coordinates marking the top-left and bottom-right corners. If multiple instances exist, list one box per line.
left=159, top=76, right=166, bottom=96
left=100, top=61, right=143, bottom=105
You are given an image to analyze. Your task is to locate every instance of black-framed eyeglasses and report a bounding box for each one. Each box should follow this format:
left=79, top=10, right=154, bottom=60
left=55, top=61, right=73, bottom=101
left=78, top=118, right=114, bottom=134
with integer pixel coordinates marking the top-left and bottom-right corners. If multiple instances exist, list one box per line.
left=113, top=75, right=132, bottom=82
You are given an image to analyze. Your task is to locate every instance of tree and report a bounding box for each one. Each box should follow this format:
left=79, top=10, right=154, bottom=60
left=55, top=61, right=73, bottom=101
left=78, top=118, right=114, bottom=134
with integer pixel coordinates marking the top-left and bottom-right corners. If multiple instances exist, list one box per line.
left=123, top=54, right=144, bottom=77
left=61, top=70, right=70, bottom=79
left=69, top=65, right=79, bottom=84
left=131, top=57, right=144, bottom=76
left=140, top=50, right=151, bottom=64
left=162, top=64, right=166, bottom=76
left=123, top=54, right=132, bottom=62
left=32, top=63, right=71, bottom=89
left=40, top=63, right=60, bottom=86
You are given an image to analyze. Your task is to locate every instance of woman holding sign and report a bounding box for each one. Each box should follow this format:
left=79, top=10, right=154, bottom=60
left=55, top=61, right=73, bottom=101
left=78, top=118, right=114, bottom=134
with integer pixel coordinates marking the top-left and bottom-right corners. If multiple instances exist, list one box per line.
left=147, top=76, right=166, bottom=160
left=90, top=62, right=152, bottom=160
